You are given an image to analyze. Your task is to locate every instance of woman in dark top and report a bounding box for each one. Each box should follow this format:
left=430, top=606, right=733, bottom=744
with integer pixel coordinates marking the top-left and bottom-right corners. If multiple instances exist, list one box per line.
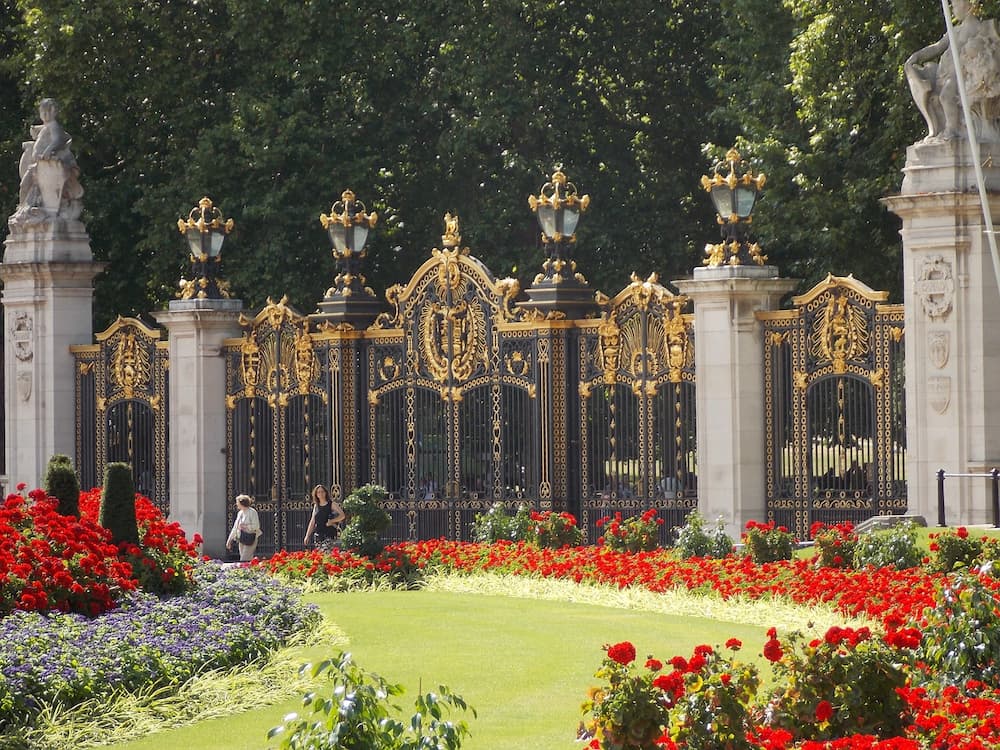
left=303, top=484, right=346, bottom=551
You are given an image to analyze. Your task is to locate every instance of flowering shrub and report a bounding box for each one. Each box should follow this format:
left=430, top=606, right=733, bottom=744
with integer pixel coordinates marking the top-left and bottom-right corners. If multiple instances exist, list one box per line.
left=471, top=501, right=533, bottom=543
left=674, top=510, right=734, bottom=559
left=663, top=640, right=759, bottom=749
left=928, top=527, right=982, bottom=573
left=0, top=565, right=319, bottom=732
left=582, top=627, right=921, bottom=749
left=918, top=572, right=1000, bottom=685
left=853, top=522, right=922, bottom=570
left=742, top=520, right=794, bottom=563
left=810, top=521, right=857, bottom=569
left=270, top=652, right=474, bottom=749
left=581, top=641, right=669, bottom=749
left=764, top=625, right=911, bottom=741
left=597, top=510, right=664, bottom=553
left=527, top=511, right=583, bottom=548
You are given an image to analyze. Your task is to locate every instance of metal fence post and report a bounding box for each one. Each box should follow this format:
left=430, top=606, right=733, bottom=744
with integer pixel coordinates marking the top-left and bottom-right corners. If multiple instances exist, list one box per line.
left=937, top=469, right=947, bottom=527
left=992, top=468, right=1000, bottom=528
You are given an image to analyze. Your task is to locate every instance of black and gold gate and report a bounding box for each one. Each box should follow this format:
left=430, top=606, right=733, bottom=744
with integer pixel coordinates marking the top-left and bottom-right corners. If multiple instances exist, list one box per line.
left=758, top=275, right=906, bottom=539
left=222, top=299, right=333, bottom=555
left=576, top=274, right=698, bottom=542
left=71, top=317, right=169, bottom=511
left=363, top=240, right=541, bottom=541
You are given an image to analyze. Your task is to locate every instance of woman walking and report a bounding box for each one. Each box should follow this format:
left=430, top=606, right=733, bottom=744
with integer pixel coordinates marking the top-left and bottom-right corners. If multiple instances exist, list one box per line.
left=303, top=484, right=346, bottom=551
left=226, top=494, right=262, bottom=562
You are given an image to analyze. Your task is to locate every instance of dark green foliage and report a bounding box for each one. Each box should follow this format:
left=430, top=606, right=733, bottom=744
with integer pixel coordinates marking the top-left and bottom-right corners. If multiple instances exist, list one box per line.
left=98, top=462, right=139, bottom=546
left=269, top=651, right=474, bottom=749
left=526, top=511, right=583, bottom=549
left=930, top=528, right=983, bottom=573
left=4, top=0, right=723, bottom=329
left=920, top=572, right=1000, bottom=685
left=9, top=0, right=991, bottom=330
left=340, top=484, right=392, bottom=559
left=742, top=521, right=795, bottom=564
left=43, top=454, right=80, bottom=517
left=471, top=502, right=532, bottom=543
left=675, top=510, right=734, bottom=559
left=853, top=522, right=922, bottom=570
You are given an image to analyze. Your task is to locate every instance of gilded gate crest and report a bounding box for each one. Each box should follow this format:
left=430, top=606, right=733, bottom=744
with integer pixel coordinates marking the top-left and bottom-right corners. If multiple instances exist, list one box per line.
left=111, top=330, right=150, bottom=399
left=419, top=285, right=487, bottom=384
left=810, top=294, right=870, bottom=373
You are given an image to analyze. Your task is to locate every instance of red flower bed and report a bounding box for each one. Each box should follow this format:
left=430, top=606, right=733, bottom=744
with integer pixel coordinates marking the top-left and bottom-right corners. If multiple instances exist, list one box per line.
left=0, top=489, right=135, bottom=616
left=396, top=539, right=943, bottom=628
left=0, top=486, right=202, bottom=616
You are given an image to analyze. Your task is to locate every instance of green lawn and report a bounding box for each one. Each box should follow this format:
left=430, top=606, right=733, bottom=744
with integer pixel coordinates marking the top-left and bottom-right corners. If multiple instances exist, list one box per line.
left=103, top=585, right=773, bottom=750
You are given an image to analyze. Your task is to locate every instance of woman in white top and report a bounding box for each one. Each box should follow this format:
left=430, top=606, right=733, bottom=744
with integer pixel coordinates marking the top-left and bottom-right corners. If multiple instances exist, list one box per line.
left=226, top=494, right=262, bottom=561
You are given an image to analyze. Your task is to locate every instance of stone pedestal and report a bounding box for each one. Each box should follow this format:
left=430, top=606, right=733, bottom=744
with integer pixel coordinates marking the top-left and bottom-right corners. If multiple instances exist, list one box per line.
left=154, top=299, right=243, bottom=558
left=884, top=139, right=1000, bottom=525
left=674, top=266, right=797, bottom=537
left=1, top=223, right=102, bottom=489
left=521, top=276, right=599, bottom=320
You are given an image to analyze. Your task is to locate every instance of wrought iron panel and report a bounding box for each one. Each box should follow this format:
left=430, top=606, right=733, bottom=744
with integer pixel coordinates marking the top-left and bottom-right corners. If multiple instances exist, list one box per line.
left=364, top=243, right=538, bottom=541
left=223, top=298, right=333, bottom=554
left=759, top=275, right=906, bottom=539
left=71, top=317, right=169, bottom=512
left=578, top=275, right=697, bottom=543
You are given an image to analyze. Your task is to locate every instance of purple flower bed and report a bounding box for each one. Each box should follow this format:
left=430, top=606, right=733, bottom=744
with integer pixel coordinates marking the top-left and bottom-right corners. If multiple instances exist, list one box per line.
left=0, top=563, right=320, bottom=732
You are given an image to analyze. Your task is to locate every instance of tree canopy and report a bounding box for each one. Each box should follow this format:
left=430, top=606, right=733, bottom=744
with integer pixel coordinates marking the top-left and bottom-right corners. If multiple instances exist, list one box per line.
left=1, top=0, right=984, bottom=327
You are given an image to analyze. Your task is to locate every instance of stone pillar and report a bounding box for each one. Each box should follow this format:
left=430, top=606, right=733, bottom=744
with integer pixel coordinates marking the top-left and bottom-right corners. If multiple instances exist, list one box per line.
left=674, top=267, right=797, bottom=537
left=154, top=299, right=243, bottom=557
left=884, top=139, right=1000, bottom=525
left=2, top=99, right=103, bottom=489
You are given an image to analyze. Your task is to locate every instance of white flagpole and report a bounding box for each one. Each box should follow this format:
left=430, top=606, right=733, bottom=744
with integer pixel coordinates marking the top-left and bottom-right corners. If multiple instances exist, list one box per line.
left=941, top=0, right=1000, bottom=297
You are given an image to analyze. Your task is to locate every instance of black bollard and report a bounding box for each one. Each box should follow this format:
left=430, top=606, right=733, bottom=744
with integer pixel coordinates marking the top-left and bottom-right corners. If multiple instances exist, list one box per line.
left=937, top=469, right=946, bottom=527
left=992, top=468, right=1000, bottom=528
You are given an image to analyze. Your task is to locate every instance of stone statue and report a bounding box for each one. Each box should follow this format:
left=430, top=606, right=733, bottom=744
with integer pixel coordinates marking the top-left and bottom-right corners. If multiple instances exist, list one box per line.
left=905, top=0, right=1000, bottom=142
left=9, top=98, right=84, bottom=228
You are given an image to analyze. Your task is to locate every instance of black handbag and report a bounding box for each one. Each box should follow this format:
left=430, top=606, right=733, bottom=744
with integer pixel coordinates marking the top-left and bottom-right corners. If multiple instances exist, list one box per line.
left=239, top=529, right=257, bottom=545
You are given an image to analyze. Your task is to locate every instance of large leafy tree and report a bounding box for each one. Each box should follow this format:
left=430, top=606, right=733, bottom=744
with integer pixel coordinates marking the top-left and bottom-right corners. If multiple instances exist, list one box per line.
left=8, top=0, right=982, bottom=325
left=3, top=0, right=724, bottom=328
left=712, top=0, right=1000, bottom=299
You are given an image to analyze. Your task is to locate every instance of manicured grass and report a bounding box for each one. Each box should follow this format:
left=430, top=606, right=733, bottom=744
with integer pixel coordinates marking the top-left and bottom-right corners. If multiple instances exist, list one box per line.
left=103, top=583, right=775, bottom=750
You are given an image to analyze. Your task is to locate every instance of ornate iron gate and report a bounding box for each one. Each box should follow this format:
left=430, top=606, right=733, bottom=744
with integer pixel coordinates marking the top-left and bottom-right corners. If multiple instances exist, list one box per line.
left=759, top=275, right=906, bottom=538
left=222, top=299, right=333, bottom=555
left=576, top=274, right=698, bottom=542
left=71, top=317, right=169, bottom=511
left=363, top=243, right=541, bottom=541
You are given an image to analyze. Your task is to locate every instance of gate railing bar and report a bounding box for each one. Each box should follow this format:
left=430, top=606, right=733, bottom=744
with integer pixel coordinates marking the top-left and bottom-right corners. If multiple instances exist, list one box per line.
left=935, top=468, right=1000, bottom=528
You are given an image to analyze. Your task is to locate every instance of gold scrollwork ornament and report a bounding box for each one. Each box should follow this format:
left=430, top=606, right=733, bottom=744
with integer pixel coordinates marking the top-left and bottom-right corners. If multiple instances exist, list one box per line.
left=598, top=312, right=621, bottom=385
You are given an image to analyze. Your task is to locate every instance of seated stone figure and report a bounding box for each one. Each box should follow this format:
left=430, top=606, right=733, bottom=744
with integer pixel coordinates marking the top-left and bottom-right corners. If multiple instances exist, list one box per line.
left=10, top=98, right=83, bottom=228
left=905, top=0, right=1000, bottom=142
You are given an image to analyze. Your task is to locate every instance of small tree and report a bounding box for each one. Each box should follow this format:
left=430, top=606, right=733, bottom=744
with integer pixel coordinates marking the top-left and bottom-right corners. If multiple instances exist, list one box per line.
left=99, top=462, right=139, bottom=546
left=44, top=454, right=80, bottom=518
left=340, top=484, right=392, bottom=558
left=472, top=502, right=532, bottom=543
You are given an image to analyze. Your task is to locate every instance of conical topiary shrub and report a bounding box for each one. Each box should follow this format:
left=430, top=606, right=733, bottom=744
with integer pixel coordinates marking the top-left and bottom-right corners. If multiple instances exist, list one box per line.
left=44, top=454, right=81, bottom=518
left=99, top=462, right=139, bottom=546
left=339, top=484, right=391, bottom=558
